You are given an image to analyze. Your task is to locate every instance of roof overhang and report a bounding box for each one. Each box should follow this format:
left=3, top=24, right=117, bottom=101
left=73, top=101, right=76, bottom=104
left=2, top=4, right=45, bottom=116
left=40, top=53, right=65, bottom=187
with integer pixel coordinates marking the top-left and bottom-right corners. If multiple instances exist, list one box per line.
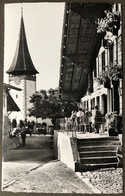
left=59, top=3, right=112, bottom=101
left=7, top=92, right=20, bottom=112
left=3, top=83, right=22, bottom=92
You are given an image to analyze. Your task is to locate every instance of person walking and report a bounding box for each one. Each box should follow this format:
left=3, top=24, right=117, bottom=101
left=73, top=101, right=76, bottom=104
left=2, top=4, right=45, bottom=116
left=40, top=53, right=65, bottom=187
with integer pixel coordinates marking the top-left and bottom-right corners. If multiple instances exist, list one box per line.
left=70, top=110, right=77, bottom=136
left=21, top=126, right=26, bottom=147
left=76, top=108, right=85, bottom=132
left=91, top=105, right=102, bottom=133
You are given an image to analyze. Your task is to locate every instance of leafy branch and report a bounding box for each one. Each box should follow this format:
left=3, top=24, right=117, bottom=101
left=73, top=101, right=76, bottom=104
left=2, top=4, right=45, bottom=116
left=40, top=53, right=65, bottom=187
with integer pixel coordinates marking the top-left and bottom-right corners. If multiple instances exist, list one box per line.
left=95, top=10, right=121, bottom=33
left=96, top=62, right=122, bottom=84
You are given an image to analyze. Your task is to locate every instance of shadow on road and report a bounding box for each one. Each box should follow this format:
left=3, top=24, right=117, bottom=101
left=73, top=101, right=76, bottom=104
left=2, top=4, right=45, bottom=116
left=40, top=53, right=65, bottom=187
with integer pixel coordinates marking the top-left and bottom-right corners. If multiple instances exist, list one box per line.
left=3, top=135, right=55, bottom=163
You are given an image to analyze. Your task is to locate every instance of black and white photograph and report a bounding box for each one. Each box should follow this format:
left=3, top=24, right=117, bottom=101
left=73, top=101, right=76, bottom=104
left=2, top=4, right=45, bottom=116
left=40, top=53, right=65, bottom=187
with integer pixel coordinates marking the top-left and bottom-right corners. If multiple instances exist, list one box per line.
left=1, top=1, right=123, bottom=194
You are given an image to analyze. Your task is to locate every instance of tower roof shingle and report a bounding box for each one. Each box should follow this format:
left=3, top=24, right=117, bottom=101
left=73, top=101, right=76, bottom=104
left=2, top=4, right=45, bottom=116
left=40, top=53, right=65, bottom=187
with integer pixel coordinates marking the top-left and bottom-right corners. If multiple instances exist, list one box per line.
left=6, top=14, right=39, bottom=75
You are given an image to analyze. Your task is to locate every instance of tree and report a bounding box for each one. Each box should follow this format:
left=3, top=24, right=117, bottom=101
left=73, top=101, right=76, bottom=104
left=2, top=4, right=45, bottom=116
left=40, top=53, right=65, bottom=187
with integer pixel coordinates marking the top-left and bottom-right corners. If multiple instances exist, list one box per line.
left=28, top=88, right=78, bottom=127
left=28, top=93, right=43, bottom=119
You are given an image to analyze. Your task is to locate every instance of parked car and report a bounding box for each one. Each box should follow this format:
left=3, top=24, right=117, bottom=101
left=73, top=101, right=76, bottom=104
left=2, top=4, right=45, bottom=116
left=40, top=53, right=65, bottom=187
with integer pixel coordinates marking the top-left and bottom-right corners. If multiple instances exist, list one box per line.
left=9, top=127, right=21, bottom=138
left=24, top=125, right=34, bottom=136
left=36, top=123, right=47, bottom=135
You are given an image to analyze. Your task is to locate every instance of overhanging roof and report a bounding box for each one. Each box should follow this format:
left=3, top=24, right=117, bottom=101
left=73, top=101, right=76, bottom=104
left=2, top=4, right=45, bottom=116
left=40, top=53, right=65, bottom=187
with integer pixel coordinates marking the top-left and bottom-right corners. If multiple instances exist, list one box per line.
left=3, top=83, right=21, bottom=112
left=59, top=3, right=112, bottom=101
left=3, top=83, right=22, bottom=92
left=7, top=93, right=20, bottom=112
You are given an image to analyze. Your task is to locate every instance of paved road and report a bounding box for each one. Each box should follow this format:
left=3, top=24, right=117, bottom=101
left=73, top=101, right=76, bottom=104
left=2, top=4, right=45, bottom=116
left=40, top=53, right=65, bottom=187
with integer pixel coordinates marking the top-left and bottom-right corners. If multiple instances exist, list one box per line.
left=4, top=135, right=54, bottom=163
left=2, top=135, right=94, bottom=193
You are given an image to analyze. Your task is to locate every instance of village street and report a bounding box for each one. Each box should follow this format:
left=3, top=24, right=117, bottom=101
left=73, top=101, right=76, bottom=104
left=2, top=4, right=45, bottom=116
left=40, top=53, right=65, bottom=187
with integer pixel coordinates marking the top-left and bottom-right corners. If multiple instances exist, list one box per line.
left=2, top=135, right=95, bottom=193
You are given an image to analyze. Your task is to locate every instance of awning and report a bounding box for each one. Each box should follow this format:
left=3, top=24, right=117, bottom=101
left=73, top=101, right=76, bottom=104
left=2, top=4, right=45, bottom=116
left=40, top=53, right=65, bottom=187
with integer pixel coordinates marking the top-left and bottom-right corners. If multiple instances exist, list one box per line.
left=7, top=92, right=20, bottom=112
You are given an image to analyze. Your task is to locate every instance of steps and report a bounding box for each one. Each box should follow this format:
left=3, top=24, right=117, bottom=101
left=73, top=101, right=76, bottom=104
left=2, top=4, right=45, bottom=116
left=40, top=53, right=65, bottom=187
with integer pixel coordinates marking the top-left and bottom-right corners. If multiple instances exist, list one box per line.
left=76, top=136, right=120, bottom=172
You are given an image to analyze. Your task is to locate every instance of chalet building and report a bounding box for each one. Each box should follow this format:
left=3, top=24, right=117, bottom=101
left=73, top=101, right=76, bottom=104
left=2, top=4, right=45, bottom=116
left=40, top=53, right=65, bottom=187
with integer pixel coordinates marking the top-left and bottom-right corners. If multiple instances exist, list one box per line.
left=6, top=10, right=39, bottom=123
left=55, top=2, right=122, bottom=172
left=3, top=83, right=21, bottom=151
left=59, top=2, right=122, bottom=116
left=81, top=4, right=122, bottom=116
left=3, top=83, right=21, bottom=118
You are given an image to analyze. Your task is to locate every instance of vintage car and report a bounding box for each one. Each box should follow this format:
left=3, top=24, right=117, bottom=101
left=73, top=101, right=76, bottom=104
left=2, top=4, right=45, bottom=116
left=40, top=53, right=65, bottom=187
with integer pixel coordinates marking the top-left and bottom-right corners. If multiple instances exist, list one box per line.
left=24, top=124, right=34, bottom=136
left=9, top=127, right=21, bottom=138
left=36, top=123, right=47, bottom=135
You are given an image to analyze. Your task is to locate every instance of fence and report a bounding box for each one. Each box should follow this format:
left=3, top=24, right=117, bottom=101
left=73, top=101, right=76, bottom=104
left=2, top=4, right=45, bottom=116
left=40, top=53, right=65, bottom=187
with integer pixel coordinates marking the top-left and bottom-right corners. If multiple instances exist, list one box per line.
left=55, top=118, right=77, bottom=137
left=55, top=115, right=105, bottom=137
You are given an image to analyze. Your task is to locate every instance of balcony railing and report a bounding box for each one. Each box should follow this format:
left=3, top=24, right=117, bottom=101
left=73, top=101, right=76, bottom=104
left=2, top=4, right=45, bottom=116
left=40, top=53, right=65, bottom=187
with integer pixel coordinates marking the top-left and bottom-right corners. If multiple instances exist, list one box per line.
left=55, top=117, right=93, bottom=137
left=55, top=114, right=106, bottom=137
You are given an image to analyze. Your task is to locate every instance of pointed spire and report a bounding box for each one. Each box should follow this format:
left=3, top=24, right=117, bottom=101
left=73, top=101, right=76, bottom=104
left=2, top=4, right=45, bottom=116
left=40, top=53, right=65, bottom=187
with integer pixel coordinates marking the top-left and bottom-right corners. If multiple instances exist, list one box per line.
left=6, top=8, right=39, bottom=76
left=21, top=6, right=23, bottom=18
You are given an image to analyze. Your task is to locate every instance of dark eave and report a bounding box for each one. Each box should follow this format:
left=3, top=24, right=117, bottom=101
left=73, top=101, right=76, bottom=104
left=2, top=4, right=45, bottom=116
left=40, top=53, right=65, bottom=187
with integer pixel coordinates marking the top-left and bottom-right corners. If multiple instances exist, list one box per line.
left=59, top=2, right=112, bottom=101
left=3, top=83, right=22, bottom=92
left=7, top=92, right=20, bottom=112
left=6, top=15, right=39, bottom=76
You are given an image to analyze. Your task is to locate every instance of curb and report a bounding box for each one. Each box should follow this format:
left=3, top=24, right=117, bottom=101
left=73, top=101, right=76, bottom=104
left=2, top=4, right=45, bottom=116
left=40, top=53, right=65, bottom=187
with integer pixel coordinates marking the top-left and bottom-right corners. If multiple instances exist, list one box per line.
left=2, top=158, right=53, bottom=190
left=75, top=172, right=102, bottom=194
left=2, top=164, right=42, bottom=190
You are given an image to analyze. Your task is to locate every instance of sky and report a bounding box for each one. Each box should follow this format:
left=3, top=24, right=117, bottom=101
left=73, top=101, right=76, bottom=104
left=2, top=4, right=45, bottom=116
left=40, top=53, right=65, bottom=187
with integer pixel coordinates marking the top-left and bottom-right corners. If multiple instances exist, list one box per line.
left=4, top=2, right=65, bottom=91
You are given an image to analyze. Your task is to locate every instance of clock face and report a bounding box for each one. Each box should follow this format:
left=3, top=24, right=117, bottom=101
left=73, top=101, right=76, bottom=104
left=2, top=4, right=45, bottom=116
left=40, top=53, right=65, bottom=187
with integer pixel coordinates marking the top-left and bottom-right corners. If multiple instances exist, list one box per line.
left=14, top=77, right=21, bottom=85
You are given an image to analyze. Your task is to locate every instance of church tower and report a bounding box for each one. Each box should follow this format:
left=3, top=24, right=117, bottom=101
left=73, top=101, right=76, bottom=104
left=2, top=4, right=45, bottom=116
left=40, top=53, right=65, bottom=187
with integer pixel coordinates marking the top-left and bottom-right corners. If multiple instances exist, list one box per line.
left=6, top=9, right=39, bottom=123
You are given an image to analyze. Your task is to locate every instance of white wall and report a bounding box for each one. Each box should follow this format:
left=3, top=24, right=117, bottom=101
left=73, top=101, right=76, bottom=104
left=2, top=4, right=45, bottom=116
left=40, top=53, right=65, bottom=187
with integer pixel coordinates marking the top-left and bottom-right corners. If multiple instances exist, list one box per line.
left=9, top=77, right=36, bottom=123
left=57, top=132, right=75, bottom=170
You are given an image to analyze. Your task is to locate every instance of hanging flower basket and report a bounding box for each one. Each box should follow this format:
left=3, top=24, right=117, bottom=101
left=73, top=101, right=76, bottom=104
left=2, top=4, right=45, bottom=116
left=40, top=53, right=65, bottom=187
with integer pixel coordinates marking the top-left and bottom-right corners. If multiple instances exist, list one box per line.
left=104, top=81, right=111, bottom=88
left=105, top=112, right=118, bottom=136
left=96, top=62, right=122, bottom=87
left=95, top=10, right=121, bottom=35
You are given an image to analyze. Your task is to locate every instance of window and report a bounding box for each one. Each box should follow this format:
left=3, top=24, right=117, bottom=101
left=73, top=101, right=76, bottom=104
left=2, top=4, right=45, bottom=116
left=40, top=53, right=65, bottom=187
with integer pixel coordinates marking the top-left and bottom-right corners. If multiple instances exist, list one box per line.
left=97, top=56, right=100, bottom=76
left=109, top=45, right=113, bottom=63
left=116, top=4, right=118, bottom=11
left=117, top=36, right=122, bottom=65
left=87, top=101, right=88, bottom=110
left=96, top=57, right=98, bottom=77
left=84, top=101, right=86, bottom=110
left=16, top=94, right=18, bottom=98
left=94, top=67, right=97, bottom=77
left=92, top=98, right=95, bottom=109
left=91, top=99, right=92, bottom=110
left=115, top=36, right=122, bottom=65
left=97, top=96, right=100, bottom=110
left=102, top=51, right=105, bottom=71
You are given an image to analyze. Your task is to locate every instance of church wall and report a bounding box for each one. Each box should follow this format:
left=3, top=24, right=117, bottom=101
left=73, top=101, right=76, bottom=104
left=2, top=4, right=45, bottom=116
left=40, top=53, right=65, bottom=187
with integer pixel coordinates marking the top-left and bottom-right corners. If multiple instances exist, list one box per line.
left=25, top=79, right=36, bottom=122
left=8, top=78, right=36, bottom=123
left=8, top=79, right=24, bottom=123
left=25, top=79, right=36, bottom=112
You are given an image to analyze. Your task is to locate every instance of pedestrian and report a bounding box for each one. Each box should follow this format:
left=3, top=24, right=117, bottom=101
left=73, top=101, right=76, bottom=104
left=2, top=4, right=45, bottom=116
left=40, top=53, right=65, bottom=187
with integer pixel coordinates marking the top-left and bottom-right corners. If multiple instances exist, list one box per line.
left=76, top=108, right=85, bottom=132
left=91, top=105, right=102, bottom=133
left=65, top=117, right=72, bottom=133
left=70, top=110, right=77, bottom=122
left=70, top=110, right=77, bottom=130
left=21, top=126, right=26, bottom=147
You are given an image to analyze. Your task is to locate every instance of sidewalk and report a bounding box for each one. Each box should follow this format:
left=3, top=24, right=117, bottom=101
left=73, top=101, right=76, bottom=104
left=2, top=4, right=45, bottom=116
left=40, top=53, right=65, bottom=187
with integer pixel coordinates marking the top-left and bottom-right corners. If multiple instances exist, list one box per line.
left=2, top=160, right=95, bottom=193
